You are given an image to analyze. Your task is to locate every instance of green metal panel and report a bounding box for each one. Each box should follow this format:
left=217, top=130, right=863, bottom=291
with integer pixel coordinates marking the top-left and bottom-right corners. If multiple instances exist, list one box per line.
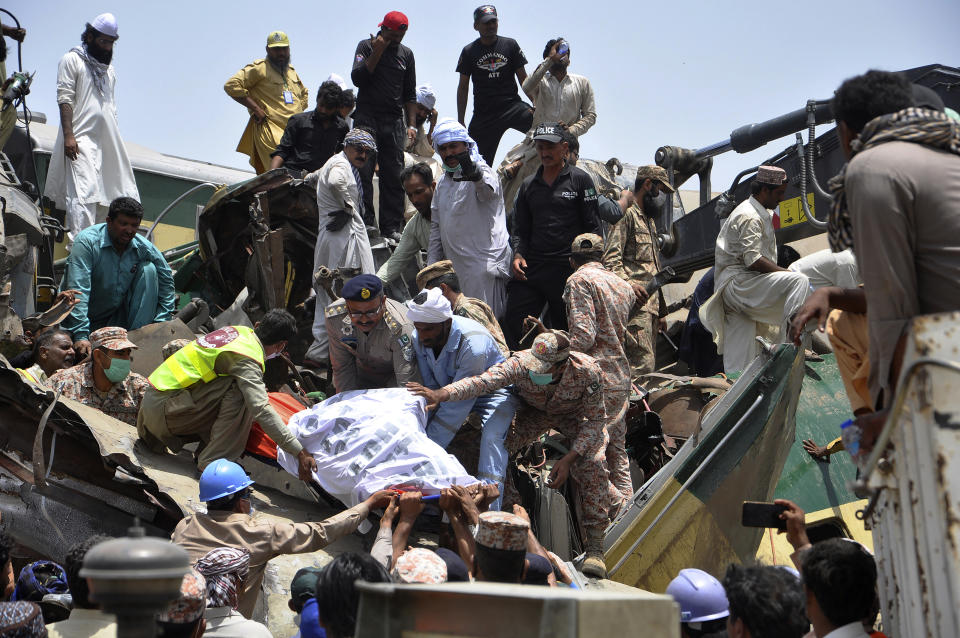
left=33, top=152, right=212, bottom=229
left=773, top=354, right=860, bottom=512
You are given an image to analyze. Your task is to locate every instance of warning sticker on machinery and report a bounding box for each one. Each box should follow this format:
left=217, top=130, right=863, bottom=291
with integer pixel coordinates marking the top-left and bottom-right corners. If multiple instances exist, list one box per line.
left=777, top=194, right=814, bottom=229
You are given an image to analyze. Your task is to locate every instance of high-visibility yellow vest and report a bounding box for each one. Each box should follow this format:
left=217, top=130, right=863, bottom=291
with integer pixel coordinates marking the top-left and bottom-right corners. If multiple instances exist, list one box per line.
left=148, top=326, right=265, bottom=391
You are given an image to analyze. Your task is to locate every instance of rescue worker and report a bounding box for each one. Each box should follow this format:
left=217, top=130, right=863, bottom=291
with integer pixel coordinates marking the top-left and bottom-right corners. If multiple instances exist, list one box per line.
left=409, top=331, right=620, bottom=579
left=136, top=309, right=317, bottom=476
left=48, top=326, right=148, bottom=426
left=325, top=274, right=420, bottom=393
left=666, top=568, right=730, bottom=638
left=224, top=31, right=308, bottom=174
left=417, top=260, right=508, bottom=356
left=699, top=166, right=810, bottom=374
left=44, top=13, right=140, bottom=243
left=603, top=165, right=672, bottom=385
left=406, top=288, right=517, bottom=506
left=172, top=458, right=393, bottom=618
left=428, top=119, right=512, bottom=317
left=561, top=233, right=637, bottom=501
left=306, top=129, right=378, bottom=364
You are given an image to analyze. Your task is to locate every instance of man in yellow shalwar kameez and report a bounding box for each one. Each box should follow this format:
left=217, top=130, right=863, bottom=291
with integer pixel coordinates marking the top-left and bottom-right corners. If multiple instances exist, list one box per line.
left=224, top=31, right=308, bottom=173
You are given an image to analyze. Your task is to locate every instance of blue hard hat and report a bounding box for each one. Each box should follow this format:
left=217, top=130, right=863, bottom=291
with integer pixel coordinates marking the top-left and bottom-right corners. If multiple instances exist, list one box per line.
left=198, top=459, right=254, bottom=502
left=666, top=568, right=730, bottom=623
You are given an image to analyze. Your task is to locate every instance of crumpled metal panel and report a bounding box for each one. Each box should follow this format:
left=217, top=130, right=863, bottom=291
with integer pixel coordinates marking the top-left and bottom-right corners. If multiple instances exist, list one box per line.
left=867, top=311, right=960, bottom=638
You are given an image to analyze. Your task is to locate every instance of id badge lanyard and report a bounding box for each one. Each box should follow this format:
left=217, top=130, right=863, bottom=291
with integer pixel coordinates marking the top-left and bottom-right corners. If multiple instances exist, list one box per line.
left=281, top=72, right=294, bottom=105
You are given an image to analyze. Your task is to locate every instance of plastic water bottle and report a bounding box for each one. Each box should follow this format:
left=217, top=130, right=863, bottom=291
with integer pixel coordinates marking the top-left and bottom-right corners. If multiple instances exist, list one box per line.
left=840, top=419, right=863, bottom=468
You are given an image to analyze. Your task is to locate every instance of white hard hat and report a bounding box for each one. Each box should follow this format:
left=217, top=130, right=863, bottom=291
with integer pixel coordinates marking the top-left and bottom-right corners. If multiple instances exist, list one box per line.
left=90, top=13, right=118, bottom=38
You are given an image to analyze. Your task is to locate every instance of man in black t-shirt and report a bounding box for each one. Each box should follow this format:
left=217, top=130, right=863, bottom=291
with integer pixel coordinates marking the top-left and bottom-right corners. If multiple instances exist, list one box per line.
left=456, top=5, right=533, bottom=167
left=351, top=10, right=418, bottom=241
left=270, top=81, right=349, bottom=173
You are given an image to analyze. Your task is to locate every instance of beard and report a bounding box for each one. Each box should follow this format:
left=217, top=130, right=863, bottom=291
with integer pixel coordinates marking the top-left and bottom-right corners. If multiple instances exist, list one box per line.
left=268, top=55, right=290, bottom=74
left=643, top=192, right=666, bottom=217
left=86, top=40, right=113, bottom=65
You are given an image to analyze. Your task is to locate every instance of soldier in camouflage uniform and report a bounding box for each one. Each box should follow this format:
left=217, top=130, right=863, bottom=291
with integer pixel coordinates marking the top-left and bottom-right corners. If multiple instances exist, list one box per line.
left=417, top=260, right=509, bottom=356
left=562, top=233, right=637, bottom=501
left=326, top=274, right=421, bottom=393
left=48, top=326, right=148, bottom=426
left=408, top=331, right=619, bottom=579
left=602, top=165, right=674, bottom=385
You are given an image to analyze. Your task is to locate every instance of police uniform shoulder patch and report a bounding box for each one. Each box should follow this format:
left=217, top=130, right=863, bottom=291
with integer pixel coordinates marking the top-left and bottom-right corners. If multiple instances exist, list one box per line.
left=325, top=300, right=348, bottom=318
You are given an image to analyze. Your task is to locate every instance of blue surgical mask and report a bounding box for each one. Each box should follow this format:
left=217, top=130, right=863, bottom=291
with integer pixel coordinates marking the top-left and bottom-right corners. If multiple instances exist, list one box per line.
left=103, top=356, right=131, bottom=383
left=528, top=370, right=553, bottom=385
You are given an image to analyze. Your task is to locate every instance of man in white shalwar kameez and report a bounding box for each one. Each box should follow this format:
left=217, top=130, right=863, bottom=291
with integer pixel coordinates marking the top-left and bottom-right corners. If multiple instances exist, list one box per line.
left=427, top=119, right=511, bottom=318
left=44, top=13, right=139, bottom=243
left=306, top=129, right=378, bottom=362
left=699, top=166, right=810, bottom=374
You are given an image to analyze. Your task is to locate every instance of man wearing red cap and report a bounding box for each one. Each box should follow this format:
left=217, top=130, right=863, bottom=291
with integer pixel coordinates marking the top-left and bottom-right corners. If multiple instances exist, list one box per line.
left=351, top=11, right=418, bottom=242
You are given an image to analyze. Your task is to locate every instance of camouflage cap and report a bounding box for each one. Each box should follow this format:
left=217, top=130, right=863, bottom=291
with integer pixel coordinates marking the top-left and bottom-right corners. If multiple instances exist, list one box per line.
left=89, top=326, right=138, bottom=351
left=516, top=332, right=569, bottom=374
left=157, top=568, right=206, bottom=624
left=416, top=259, right=456, bottom=291
left=161, top=339, right=191, bottom=360
left=635, top=165, right=675, bottom=193
left=391, top=548, right=447, bottom=584
left=476, top=511, right=529, bottom=552
left=571, top=233, right=604, bottom=256
left=756, top=165, right=788, bottom=185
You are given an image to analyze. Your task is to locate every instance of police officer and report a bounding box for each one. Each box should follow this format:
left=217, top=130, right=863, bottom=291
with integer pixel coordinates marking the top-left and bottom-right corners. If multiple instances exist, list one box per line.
left=409, top=331, right=620, bottom=579
left=504, top=122, right=601, bottom=349
left=325, top=274, right=420, bottom=393
left=136, top=309, right=316, bottom=477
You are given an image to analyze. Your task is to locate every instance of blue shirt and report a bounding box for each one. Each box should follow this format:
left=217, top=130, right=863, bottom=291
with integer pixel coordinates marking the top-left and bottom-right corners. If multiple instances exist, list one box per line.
left=61, top=223, right=176, bottom=340
left=413, top=315, right=505, bottom=434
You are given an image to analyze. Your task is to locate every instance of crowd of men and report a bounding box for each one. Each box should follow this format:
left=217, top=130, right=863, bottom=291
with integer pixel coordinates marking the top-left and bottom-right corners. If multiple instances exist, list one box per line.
left=1, top=5, right=958, bottom=638
left=0, top=481, right=889, bottom=638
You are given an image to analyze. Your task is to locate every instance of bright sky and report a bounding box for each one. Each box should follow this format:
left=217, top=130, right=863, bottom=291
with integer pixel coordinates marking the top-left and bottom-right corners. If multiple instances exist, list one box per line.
left=8, top=0, right=959, bottom=190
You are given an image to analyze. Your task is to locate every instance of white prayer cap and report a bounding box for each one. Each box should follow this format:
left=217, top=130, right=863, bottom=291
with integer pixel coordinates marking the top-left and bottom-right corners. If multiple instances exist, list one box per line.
left=416, top=84, right=437, bottom=110
left=326, top=73, right=348, bottom=90
left=90, top=13, right=118, bottom=38
left=407, top=288, right=453, bottom=323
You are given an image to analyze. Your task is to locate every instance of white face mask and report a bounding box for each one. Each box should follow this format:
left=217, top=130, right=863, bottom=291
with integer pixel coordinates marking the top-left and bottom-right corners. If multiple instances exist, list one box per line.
left=266, top=351, right=282, bottom=360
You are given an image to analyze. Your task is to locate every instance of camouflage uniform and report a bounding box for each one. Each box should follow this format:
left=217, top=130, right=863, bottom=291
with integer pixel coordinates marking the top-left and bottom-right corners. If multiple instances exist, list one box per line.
left=48, top=362, right=148, bottom=426
left=453, top=294, right=509, bottom=357
left=563, top=259, right=636, bottom=500
left=325, top=297, right=421, bottom=393
left=603, top=202, right=662, bottom=385
left=444, top=352, right=622, bottom=531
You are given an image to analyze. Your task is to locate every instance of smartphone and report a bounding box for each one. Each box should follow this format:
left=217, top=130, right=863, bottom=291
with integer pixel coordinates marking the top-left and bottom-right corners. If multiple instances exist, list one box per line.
left=741, top=501, right=787, bottom=531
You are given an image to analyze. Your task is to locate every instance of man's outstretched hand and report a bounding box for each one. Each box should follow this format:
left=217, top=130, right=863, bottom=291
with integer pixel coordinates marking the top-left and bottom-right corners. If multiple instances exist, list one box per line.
left=406, top=382, right=448, bottom=410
